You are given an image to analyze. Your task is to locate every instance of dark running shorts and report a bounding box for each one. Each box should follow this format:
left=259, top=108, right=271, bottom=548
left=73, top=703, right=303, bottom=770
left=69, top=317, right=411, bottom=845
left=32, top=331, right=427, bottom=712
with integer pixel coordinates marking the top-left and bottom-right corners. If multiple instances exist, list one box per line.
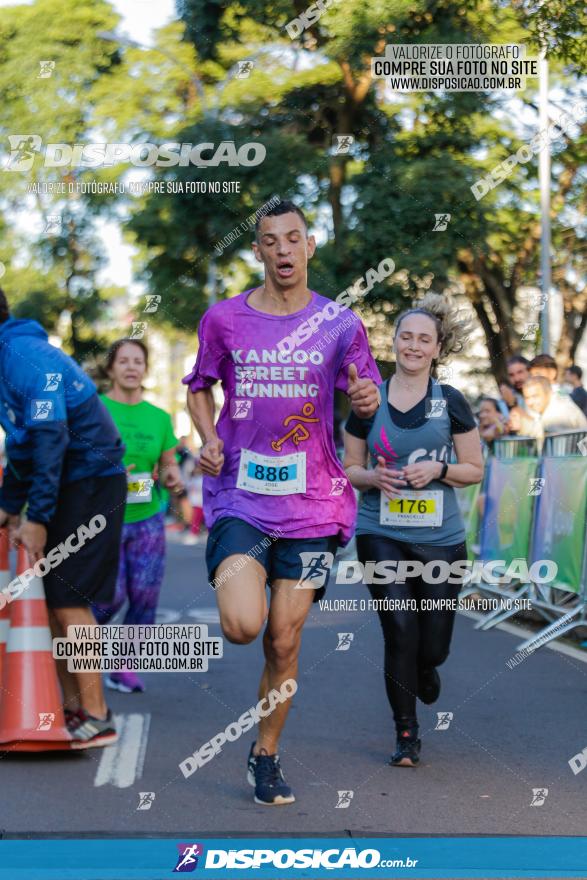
left=206, top=516, right=339, bottom=603
left=43, top=473, right=126, bottom=609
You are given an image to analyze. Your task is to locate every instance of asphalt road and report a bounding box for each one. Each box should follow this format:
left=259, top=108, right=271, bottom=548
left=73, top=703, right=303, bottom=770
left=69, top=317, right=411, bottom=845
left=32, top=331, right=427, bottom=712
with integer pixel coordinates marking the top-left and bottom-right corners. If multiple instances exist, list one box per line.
left=1, top=534, right=586, bottom=838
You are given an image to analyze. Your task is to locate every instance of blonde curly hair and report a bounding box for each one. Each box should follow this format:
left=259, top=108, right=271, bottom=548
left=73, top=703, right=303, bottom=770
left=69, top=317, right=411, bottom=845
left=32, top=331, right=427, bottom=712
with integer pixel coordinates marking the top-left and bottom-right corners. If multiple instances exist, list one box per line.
left=395, top=292, right=473, bottom=376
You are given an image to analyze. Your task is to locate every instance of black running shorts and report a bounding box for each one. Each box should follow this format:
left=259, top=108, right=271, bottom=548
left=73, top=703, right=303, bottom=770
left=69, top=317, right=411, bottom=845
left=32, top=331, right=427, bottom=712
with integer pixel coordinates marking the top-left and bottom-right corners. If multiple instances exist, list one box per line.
left=43, top=473, right=126, bottom=609
left=206, top=516, right=339, bottom=603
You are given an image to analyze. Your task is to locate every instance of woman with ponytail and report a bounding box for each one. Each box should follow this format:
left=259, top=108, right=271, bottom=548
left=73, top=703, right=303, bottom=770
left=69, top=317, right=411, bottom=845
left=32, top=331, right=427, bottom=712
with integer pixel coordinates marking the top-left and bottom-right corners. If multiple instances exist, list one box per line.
left=343, top=293, right=483, bottom=766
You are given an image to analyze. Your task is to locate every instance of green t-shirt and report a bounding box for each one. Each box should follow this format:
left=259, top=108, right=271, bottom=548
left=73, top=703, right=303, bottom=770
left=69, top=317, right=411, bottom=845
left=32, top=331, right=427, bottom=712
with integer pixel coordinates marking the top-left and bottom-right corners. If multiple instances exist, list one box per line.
left=100, top=395, right=178, bottom=524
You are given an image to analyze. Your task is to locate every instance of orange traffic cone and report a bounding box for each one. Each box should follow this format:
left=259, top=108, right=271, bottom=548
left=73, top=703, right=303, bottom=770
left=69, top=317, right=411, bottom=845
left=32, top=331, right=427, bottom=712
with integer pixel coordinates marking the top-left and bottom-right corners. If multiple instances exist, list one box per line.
left=0, top=529, right=10, bottom=693
left=0, top=544, right=72, bottom=751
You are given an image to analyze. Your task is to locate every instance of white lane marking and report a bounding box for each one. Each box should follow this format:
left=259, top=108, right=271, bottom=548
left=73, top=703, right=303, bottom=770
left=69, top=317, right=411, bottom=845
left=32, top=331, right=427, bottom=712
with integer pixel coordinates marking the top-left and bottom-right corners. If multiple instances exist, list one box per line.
left=459, top=608, right=587, bottom=664
left=155, top=607, right=181, bottom=624
left=94, top=713, right=151, bottom=788
left=187, top=608, right=220, bottom=624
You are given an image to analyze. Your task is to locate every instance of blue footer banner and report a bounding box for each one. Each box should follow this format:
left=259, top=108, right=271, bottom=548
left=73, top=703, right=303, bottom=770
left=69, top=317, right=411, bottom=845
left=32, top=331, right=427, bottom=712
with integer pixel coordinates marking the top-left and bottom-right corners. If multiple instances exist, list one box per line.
left=1, top=837, right=586, bottom=879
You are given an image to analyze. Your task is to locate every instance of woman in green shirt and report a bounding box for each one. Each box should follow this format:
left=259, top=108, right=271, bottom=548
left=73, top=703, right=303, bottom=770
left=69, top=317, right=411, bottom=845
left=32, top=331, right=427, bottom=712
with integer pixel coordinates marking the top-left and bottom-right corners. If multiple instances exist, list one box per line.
left=95, top=338, right=183, bottom=693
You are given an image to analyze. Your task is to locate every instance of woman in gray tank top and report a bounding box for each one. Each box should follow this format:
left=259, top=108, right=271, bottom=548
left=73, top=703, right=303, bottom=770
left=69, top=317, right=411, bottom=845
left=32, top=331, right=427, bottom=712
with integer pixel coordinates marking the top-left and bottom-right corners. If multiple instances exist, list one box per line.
left=343, top=293, right=483, bottom=767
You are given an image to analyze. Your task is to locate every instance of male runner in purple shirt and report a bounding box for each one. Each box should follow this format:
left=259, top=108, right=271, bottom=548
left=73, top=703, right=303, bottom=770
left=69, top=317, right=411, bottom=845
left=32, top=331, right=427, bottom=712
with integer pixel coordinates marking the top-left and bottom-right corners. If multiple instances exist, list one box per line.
left=184, top=200, right=381, bottom=805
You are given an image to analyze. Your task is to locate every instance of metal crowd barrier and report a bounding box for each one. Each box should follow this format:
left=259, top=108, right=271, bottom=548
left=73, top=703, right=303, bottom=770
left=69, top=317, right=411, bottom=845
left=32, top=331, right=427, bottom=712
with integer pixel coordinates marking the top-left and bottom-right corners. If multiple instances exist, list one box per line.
left=458, top=431, right=587, bottom=651
left=493, top=436, right=538, bottom=458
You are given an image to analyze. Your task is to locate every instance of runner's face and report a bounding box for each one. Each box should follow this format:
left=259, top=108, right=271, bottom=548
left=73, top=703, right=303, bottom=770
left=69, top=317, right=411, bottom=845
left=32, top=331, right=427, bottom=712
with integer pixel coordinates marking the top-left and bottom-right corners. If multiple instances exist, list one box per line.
left=394, top=314, right=441, bottom=375
left=252, top=212, right=316, bottom=288
left=109, top=343, right=147, bottom=392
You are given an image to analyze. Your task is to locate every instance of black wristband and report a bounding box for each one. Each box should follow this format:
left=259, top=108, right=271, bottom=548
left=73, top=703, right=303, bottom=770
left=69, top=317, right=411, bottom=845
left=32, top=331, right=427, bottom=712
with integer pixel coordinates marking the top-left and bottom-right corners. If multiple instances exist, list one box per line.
left=439, top=461, right=449, bottom=481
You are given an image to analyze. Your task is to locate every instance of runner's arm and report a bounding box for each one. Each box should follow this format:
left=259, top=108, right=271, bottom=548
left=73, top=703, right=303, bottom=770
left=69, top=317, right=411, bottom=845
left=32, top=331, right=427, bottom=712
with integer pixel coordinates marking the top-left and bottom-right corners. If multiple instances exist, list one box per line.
left=186, top=387, right=217, bottom=444
left=0, top=458, right=30, bottom=516
left=438, top=429, right=483, bottom=488
left=342, top=430, right=372, bottom=490
left=158, top=447, right=183, bottom=492
left=186, top=388, right=224, bottom=476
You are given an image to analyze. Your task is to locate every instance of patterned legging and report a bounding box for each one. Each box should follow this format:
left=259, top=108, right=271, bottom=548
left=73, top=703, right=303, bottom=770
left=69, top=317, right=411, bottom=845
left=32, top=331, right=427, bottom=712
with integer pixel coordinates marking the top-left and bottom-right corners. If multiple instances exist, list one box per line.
left=94, top=512, right=166, bottom=626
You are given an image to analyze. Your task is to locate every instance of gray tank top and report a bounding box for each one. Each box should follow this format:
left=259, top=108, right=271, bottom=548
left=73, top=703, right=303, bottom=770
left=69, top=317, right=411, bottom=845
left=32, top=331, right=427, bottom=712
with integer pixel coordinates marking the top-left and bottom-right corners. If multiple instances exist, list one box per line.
left=355, top=379, right=465, bottom=545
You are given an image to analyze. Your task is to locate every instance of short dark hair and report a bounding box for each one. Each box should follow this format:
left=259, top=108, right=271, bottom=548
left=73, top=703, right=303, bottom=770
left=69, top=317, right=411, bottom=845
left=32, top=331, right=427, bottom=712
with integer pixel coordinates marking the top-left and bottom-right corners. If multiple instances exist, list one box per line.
left=0, top=288, right=9, bottom=324
left=255, top=199, right=307, bottom=240
left=480, top=397, right=501, bottom=413
left=566, top=365, right=582, bottom=380
left=104, top=338, right=149, bottom=374
left=507, top=354, right=530, bottom=368
left=529, top=353, right=557, bottom=372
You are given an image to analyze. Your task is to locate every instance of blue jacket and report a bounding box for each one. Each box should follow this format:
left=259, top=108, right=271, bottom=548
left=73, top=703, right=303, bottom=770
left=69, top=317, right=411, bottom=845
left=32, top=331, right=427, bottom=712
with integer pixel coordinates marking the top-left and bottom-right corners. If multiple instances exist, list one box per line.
left=0, top=317, right=125, bottom=524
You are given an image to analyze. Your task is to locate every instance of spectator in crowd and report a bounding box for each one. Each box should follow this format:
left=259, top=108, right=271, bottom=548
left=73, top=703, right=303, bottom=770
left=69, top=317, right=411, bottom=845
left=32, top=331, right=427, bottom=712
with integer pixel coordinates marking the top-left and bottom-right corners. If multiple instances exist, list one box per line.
left=477, top=397, right=509, bottom=451
left=528, top=353, right=561, bottom=392
left=507, top=355, right=530, bottom=402
left=512, top=376, right=587, bottom=445
left=498, top=380, right=518, bottom=418
left=563, top=365, right=587, bottom=416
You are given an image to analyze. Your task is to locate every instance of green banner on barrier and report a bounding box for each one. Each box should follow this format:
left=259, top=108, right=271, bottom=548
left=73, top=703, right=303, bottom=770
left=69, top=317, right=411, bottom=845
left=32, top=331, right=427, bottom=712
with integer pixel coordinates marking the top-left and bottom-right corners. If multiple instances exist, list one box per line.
left=532, top=457, right=587, bottom=594
left=481, top=458, right=538, bottom=565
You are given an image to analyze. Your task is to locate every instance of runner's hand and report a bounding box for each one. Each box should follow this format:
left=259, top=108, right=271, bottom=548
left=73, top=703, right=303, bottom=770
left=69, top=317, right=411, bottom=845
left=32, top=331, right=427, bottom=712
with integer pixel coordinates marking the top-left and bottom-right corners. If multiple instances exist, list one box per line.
left=370, top=455, right=407, bottom=500
left=0, top=509, right=22, bottom=545
left=402, top=460, right=442, bottom=489
left=347, top=363, right=380, bottom=418
left=200, top=438, right=224, bottom=477
left=14, top=520, right=47, bottom=565
left=161, top=463, right=184, bottom=493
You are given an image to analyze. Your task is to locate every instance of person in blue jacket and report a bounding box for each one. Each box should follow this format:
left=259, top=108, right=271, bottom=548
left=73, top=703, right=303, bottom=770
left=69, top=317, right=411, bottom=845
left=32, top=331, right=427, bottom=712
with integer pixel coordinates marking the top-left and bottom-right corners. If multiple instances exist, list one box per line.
left=0, top=288, right=127, bottom=749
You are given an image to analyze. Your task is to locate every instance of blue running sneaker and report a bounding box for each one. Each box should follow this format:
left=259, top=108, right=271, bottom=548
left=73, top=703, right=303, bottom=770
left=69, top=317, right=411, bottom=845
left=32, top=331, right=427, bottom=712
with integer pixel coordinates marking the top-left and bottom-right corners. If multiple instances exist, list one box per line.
left=247, top=742, right=295, bottom=805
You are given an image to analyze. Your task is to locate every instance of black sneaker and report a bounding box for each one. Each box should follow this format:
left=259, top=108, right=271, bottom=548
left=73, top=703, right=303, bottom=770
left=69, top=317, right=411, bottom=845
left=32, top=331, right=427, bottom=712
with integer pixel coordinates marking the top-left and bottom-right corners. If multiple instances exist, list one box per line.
left=246, top=741, right=257, bottom=787
left=69, top=709, right=118, bottom=750
left=390, top=733, right=421, bottom=767
left=247, top=743, right=295, bottom=805
left=418, top=667, right=441, bottom=704
left=64, top=708, right=82, bottom=732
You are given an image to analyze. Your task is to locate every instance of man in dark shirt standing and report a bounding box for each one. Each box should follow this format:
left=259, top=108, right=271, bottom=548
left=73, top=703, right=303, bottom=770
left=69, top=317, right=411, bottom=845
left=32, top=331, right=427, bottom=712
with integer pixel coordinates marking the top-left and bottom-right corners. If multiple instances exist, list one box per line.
left=0, top=289, right=126, bottom=749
